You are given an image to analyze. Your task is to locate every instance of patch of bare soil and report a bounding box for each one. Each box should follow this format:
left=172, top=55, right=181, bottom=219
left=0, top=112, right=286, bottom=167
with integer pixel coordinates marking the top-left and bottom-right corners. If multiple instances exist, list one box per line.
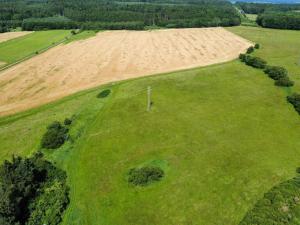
left=0, top=28, right=252, bottom=116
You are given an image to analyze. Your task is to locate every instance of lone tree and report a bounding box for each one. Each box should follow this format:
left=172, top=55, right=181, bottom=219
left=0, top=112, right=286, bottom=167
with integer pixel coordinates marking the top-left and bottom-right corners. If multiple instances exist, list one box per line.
left=128, top=166, right=164, bottom=186
left=41, top=121, right=69, bottom=149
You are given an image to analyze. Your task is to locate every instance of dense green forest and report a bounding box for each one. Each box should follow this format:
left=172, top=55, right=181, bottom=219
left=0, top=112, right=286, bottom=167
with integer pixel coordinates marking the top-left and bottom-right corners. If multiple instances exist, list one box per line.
left=236, top=2, right=300, bottom=14
left=257, top=12, right=300, bottom=30
left=236, top=2, right=300, bottom=30
left=0, top=0, right=240, bottom=32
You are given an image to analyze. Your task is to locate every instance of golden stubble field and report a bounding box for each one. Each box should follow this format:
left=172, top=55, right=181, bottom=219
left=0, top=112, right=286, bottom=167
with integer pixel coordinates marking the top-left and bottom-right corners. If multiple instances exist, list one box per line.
left=0, top=28, right=252, bottom=116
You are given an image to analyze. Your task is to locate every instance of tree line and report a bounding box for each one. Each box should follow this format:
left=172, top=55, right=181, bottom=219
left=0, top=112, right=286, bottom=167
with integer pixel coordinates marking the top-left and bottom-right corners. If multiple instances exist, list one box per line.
left=0, top=0, right=240, bottom=32
left=257, top=12, right=300, bottom=30
left=236, top=2, right=300, bottom=30
left=236, top=2, right=300, bottom=14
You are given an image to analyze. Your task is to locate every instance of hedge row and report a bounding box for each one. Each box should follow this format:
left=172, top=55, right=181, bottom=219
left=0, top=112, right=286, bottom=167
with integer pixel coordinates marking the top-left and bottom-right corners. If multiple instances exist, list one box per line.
left=264, top=66, right=294, bottom=87
left=239, top=46, right=294, bottom=87
left=257, top=12, right=300, bottom=30
left=41, top=118, right=72, bottom=150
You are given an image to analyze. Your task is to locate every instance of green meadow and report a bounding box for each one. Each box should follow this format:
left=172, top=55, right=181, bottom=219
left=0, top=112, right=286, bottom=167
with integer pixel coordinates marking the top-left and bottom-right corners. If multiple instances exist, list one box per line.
left=0, top=30, right=70, bottom=66
left=1, top=26, right=300, bottom=225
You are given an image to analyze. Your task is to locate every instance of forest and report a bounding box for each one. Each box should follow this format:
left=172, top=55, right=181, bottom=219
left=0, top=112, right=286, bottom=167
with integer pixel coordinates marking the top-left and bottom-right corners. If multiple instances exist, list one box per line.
left=257, top=12, right=300, bottom=30
left=236, top=1, right=300, bottom=30
left=0, top=0, right=240, bottom=32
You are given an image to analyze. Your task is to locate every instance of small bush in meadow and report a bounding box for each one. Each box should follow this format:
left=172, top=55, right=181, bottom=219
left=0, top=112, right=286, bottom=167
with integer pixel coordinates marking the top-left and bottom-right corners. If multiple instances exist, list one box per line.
left=254, top=43, right=260, bottom=49
left=287, top=93, right=300, bottom=114
left=246, top=46, right=254, bottom=54
left=128, top=166, right=164, bottom=186
left=244, top=55, right=267, bottom=69
left=275, top=77, right=294, bottom=87
left=41, top=121, right=69, bottom=149
left=97, top=89, right=111, bottom=98
left=239, top=53, right=247, bottom=62
left=264, top=66, right=288, bottom=80
left=64, top=118, right=72, bottom=126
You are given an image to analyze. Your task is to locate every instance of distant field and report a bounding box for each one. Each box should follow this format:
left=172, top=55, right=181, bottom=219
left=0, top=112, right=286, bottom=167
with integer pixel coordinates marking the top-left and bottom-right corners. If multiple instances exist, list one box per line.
left=0, top=30, right=70, bottom=66
left=0, top=26, right=300, bottom=225
left=0, top=31, right=32, bottom=43
left=245, top=14, right=257, bottom=21
left=0, top=28, right=251, bottom=116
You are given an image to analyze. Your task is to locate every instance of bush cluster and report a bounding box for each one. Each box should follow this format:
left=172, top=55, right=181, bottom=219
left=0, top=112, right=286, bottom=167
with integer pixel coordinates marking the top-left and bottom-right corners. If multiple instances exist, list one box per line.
left=64, top=118, right=72, bottom=126
left=287, top=93, right=300, bottom=114
left=246, top=46, right=254, bottom=54
left=128, top=166, right=164, bottom=186
left=264, top=66, right=294, bottom=87
left=0, top=153, right=69, bottom=225
left=239, top=174, right=300, bottom=225
left=41, top=121, right=69, bottom=149
left=275, top=77, right=294, bottom=87
left=239, top=46, right=294, bottom=87
left=239, top=54, right=267, bottom=69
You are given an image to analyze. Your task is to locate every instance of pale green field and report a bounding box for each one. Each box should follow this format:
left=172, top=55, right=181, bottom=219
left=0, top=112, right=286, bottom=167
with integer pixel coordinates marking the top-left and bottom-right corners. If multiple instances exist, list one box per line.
left=0, top=30, right=96, bottom=68
left=245, top=14, right=257, bottom=21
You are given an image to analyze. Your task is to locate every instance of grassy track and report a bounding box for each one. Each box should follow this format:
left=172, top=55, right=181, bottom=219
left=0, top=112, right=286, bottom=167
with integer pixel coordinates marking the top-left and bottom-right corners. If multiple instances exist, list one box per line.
left=0, top=30, right=70, bottom=66
left=245, top=14, right=257, bottom=21
left=0, top=26, right=300, bottom=225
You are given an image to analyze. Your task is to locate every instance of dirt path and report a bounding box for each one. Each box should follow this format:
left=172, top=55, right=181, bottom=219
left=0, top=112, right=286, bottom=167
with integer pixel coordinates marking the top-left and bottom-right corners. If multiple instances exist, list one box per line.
left=0, top=28, right=252, bottom=116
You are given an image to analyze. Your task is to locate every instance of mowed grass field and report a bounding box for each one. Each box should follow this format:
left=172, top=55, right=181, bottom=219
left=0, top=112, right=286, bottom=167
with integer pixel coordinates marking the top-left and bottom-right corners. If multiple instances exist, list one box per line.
left=0, top=26, right=300, bottom=225
left=0, top=30, right=70, bottom=65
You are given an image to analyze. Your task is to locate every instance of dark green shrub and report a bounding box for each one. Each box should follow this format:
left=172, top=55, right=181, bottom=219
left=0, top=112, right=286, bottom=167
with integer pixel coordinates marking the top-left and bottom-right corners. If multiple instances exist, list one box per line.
left=0, top=153, right=69, bottom=225
left=239, top=53, right=247, bottom=62
left=64, top=118, right=72, bottom=126
left=47, top=121, right=62, bottom=130
left=264, top=66, right=288, bottom=80
left=296, top=167, right=300, bottom=174
left=287, top=93, right=300, bottom=114
left=254, top=43, right=260, bottom=49
left=97, top=89, right=111, bottom=98
left=275, top=77, right=294, bottom=87
left=246, top=46, right=254, bottom=54
left=128, top=166, right=164, bottom=186
left=239, top=175, right=300, bottom=225
left=41, top=122, right=69, bottom=149
left=71, top=30, right=76, bottom=35
left=244, top=55, right=267, bottom=69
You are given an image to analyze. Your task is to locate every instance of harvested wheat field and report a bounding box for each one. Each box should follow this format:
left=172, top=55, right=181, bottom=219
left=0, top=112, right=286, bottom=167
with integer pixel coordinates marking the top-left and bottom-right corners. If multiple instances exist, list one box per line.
left=0, top=31, right=33, bottom=43
left=0, top=27, right=252, bottom=116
